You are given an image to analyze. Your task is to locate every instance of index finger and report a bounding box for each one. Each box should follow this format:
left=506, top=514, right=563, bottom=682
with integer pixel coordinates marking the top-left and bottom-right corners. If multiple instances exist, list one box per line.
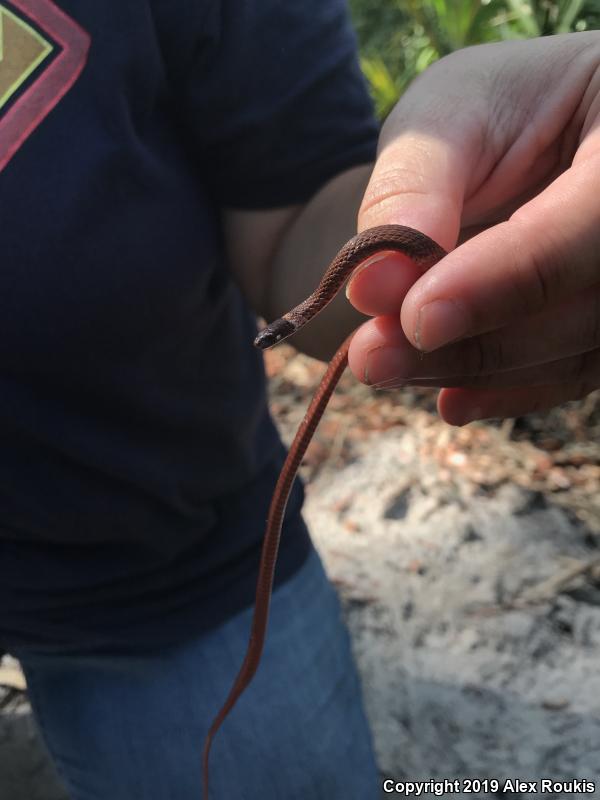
left=401, top=153, right=600, bottom=353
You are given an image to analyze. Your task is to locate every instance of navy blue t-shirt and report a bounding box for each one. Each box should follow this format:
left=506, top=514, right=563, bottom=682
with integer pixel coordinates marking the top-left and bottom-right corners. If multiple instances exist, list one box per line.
left=0, top=0, right=378, bottom=652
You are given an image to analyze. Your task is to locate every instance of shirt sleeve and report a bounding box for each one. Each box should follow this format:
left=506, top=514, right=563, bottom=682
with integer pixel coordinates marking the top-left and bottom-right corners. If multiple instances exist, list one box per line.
left=178, top=0, right=379, bottom=209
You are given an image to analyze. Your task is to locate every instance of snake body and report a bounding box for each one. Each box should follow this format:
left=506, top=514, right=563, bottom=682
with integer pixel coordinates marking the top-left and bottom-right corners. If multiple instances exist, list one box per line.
left=202, top=224, right=447, bottom=799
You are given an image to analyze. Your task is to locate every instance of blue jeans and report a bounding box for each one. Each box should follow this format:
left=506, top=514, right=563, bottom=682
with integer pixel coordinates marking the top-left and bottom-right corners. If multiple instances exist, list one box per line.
left=14, top=549, right=380, bottom=799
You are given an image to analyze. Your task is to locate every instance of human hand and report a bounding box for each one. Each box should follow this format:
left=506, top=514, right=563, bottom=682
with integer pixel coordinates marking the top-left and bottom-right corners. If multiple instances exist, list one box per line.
left=346, top=32, right=600, bottom=425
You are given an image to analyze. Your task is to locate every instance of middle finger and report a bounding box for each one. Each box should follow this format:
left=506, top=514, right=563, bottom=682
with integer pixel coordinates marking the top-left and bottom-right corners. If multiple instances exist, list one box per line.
left=349, top=285, right=600, bottom=387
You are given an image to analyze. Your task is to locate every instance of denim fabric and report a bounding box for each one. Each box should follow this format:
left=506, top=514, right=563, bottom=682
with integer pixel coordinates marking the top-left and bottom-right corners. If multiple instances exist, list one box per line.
left=15, top=549, right=380, bottom=799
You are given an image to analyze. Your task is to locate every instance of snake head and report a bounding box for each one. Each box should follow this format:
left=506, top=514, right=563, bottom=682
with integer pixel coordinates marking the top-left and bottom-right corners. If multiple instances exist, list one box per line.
left=253, top=318, right=296, bottom=350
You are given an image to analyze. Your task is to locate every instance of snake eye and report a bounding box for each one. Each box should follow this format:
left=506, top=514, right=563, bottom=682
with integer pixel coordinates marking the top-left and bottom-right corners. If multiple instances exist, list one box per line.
left=254, top=318, right=295, bottom=349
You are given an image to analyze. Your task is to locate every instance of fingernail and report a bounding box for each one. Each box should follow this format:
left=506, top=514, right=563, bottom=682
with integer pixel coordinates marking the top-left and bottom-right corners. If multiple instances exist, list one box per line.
left=416, top=300, right=468, bottom=351
left=364, top=346, right=410, bottom=387
left=345, top=253, right=390, bottom=300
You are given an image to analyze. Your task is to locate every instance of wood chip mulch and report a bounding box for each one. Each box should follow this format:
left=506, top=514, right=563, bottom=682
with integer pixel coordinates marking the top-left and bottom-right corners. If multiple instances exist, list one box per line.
left=264, top=345, right=600, bottom=535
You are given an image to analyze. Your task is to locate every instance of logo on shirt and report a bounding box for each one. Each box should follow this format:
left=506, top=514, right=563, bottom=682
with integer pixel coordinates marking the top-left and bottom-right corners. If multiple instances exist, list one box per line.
left=0, top=0, right=89, bottom=172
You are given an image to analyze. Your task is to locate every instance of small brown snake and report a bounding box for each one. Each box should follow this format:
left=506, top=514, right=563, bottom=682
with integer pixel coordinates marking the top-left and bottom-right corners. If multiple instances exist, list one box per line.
left=202, top=224, right=447, bottom=798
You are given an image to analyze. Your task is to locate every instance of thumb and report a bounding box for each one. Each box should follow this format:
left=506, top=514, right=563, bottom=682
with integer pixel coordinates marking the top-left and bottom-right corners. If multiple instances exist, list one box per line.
left=349, top=67, right=480, bottom=315
left=358, top=129, right=464, bottom=243
left=357, top=58, right=486, bottom=241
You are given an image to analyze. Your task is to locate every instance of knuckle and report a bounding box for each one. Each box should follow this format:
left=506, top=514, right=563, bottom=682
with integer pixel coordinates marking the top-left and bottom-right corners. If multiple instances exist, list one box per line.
left=530, top=394, right=546, bottom=414
left=574, top=380, right=594, bottom=402
left=587, top=289, right=600, bottom=348
left=464, top=332, right=506, bottom=376
left=568, top=349, right=600, bottom=384
left=570, top=353, right=588, bottom=383
left=359, top=166, right=429, bottom=228
left=506, top=239, right=548, bottom=315
left=523, top=246, right=551, bottom=309
left=468, top=372, right=494, bottom=389
left=503, top=219, right=569, bottom=315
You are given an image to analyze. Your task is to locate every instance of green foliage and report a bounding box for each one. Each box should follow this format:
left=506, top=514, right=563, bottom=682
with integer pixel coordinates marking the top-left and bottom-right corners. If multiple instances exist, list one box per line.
left=498, top=0, right=599, bottom=36
left=349, top=0, right=599, bottom=119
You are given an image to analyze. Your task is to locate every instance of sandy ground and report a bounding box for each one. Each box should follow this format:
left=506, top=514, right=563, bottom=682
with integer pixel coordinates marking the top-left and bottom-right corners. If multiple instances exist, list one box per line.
left=3, top=355, right=600, bottom=798
left=0, top=676, right=67, bottom=800
left=306, top=431, right=600, bottom=799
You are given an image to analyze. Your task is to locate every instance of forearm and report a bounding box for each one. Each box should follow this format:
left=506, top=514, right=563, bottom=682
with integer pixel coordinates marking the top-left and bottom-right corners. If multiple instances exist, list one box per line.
left=265, top=163, right=373, bottom=362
